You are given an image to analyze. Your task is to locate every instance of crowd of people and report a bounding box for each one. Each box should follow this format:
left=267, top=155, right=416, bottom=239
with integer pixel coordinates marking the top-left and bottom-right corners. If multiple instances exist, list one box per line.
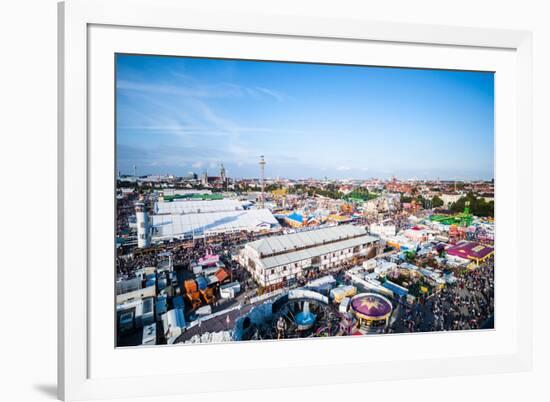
left=396, top=256, right=494, bottom=333
left=117, top=228, right=261, bottom=281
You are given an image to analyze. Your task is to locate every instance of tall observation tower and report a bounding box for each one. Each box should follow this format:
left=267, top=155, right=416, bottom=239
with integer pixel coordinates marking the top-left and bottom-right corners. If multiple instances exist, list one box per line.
left=259, top=155, right=266, bottom=209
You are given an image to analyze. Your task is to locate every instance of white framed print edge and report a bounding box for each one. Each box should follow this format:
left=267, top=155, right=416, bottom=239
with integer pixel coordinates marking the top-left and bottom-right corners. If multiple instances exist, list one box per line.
left=58, top=0, right=533, bottom=400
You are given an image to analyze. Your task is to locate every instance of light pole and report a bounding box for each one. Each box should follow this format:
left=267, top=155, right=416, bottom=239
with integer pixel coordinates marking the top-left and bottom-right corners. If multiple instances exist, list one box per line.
left=259, top=155, right=266, bottom=209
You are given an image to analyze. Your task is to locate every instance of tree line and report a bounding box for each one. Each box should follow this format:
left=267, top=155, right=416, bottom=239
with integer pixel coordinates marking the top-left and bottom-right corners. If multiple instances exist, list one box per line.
left=449, top=192, right=494, bottom=217
left=400, top=192, right=493, bottom=217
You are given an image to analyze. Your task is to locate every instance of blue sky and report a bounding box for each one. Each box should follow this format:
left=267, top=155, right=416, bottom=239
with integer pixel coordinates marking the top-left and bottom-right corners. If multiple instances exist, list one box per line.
left=116, top=54, right=494, bottom=180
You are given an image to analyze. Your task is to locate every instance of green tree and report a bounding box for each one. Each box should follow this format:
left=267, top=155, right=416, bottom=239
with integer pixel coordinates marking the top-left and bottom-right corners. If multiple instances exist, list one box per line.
left=450, top=192, right=494, bottom=217
left=400, top=194, right=413, bottom=203
left=431, top=195, right=444, bottom=208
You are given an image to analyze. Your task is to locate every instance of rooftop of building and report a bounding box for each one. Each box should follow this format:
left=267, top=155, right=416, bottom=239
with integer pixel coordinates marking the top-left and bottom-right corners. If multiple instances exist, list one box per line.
left=247, top=224, right=377, bottom=258
left=154, top=198, right=243, bottom=214
left=163, top=193, right=223, bottom=202
left=258, top=233, right=378, bottom=270
left=286, top=212, right=303, bottom=223
left=151, top=208, right=279, bottom=239
left=446, top=241, right=494, bottom=260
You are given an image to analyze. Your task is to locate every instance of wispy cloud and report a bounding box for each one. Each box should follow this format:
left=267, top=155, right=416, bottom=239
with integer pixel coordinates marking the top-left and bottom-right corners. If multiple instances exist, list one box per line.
left=117, top=79, right=289, bottom=103
left=117, top=80, right=214, bottom=98
left=255, top=86, right=288, bottom=102
left=118, top=124, right=308, bottom=137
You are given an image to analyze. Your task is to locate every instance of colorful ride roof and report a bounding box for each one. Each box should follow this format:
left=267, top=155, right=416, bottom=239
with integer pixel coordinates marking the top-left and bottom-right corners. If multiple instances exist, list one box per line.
left=350, top=293, right=392, bottom=319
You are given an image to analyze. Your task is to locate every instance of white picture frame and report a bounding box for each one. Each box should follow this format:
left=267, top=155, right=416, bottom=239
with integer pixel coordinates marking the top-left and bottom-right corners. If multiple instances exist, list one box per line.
left=58, top=0, right=533, bottom=400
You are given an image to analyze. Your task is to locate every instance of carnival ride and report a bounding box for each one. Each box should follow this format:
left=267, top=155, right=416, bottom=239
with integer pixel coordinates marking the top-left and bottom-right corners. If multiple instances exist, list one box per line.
left=272, top=296, right=337, bottom=337
left=350, top=293, right=393, bottom=331
left=234, top=289, right=342, bottom=341
left=271, top=188, right=289, bottom=209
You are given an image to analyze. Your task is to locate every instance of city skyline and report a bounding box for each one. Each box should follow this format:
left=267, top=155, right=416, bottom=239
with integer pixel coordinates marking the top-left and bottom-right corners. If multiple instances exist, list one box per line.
left=116, top=54, right=494, bottom=180
left=119, top=165, right=493, bottom=183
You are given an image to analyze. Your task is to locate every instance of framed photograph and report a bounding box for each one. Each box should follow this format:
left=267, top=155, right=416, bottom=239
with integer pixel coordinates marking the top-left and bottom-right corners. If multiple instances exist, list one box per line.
left=58, top=0, right=533, bottom=400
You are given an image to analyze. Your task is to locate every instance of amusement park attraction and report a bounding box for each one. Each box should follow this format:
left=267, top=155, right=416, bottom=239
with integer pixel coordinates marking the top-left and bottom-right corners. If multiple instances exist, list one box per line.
left=429, top=201, right=473, bottom=227
left=233, top=289, right=342, bottom=341
left=232, top=288, right=394, bottom=341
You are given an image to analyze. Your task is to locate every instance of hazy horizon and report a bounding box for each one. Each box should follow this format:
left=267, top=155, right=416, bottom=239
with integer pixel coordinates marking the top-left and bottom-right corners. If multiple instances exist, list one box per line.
left=119, top=170, right=493, bottom=182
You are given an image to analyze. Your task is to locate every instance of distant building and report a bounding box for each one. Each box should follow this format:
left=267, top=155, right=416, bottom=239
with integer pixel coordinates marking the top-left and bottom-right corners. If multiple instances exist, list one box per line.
left=402, top=227, right=432, bottom=243
left=338, top=185, right=353, bottom=195
left=162, top=189, right=211, bottom=197
left=369, top=223, right=396, bottom=237
left=363, top=194, right=400, bottom=214
left=284, top=212, right=320, bottom=228
left=440, top=193, right=462, bottom=208
left=220, top=163, right=227, bottom=187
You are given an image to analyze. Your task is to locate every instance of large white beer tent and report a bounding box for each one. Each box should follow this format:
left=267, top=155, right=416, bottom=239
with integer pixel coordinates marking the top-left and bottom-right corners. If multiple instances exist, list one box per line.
left=151, top=209, right=279, bottom=239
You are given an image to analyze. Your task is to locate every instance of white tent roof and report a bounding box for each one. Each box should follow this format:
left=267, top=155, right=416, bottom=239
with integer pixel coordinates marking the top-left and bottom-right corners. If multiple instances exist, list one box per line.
left=154, top=199, right=244, bottom=215
left=151, top=209, right=279, bottom=239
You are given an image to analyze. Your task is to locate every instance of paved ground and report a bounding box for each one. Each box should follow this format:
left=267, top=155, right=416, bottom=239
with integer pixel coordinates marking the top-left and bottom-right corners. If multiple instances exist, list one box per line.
left=177, top=304, right=256, bottom=341
left=176, top=286, right=284, bottom=342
